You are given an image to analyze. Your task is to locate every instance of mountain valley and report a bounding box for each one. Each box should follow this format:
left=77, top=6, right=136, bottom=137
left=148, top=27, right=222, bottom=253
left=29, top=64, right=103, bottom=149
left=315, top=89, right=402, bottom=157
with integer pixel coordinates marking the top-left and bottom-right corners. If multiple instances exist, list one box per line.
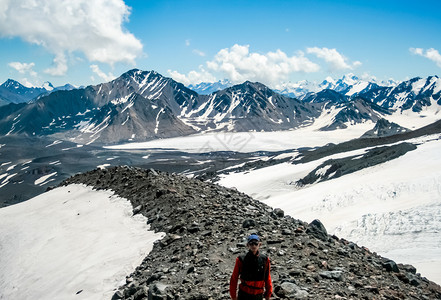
left=0, top=70, right=441, bottom=298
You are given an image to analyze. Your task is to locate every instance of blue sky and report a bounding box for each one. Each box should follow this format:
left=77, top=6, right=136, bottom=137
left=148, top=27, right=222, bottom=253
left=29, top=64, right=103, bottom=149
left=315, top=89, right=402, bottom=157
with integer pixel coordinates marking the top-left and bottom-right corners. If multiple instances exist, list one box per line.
left=1, top=0, right=440, bottom=88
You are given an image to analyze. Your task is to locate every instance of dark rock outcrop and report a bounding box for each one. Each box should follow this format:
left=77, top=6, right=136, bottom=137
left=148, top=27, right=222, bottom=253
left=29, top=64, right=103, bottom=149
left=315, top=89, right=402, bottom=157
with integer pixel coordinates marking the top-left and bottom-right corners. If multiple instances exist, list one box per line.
left=296, top=142, right=418, bottom=186
left=60, top=166, right=441, bottom=299
left=361, top=118, right=411, bottom=139
left=306, top=219, right=328, bottom=241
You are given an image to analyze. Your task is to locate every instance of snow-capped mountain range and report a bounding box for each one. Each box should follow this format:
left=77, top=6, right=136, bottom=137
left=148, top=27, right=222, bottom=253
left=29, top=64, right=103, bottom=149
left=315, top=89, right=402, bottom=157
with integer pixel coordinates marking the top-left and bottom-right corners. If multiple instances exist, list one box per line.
left=188, top=74, right=401, bottom=99
left=0, top=79, right=76, bottom=106
left=274, top=74, right=399, bottom=98
left=188, top=79, right=233, bottom=95
left=0, top=69, right=440, bottom=144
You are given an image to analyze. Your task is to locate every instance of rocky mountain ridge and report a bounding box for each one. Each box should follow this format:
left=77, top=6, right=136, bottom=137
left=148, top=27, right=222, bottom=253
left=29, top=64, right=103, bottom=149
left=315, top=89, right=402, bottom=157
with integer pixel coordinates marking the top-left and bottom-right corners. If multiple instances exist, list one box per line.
left=0, top=70, right=440, bottom=144
left=60, top=166, right=441, bottom=299
left=358, top=75, right=441, bottom=113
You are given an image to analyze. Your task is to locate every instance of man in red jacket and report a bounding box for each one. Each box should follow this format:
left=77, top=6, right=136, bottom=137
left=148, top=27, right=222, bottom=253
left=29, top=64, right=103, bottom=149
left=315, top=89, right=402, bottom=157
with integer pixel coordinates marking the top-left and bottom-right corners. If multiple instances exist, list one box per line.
left=230, top=234, right=273, bottom=300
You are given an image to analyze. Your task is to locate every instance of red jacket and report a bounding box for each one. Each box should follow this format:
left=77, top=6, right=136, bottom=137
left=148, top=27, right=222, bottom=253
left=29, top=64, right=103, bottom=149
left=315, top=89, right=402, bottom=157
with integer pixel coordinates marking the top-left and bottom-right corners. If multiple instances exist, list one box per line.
left=230, top=251, right=273, bottom=299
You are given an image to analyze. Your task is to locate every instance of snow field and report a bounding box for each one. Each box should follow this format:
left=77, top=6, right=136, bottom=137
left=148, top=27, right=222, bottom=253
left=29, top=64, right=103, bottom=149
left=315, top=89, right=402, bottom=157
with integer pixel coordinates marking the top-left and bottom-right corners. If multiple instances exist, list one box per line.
left=0, top=184, right=164, bottom=300
left=105, top=122, right=374, bottom=153
left=219, top=137, right=441, bottom=285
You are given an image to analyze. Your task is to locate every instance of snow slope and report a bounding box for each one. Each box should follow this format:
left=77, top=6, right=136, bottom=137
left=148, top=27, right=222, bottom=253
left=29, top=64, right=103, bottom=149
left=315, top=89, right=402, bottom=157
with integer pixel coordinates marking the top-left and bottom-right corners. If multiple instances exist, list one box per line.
left=0, top=184, right=164, bottom=300
left=219, top=135, right=441, bottom=285
left=106, top=123, right=374, bottom=153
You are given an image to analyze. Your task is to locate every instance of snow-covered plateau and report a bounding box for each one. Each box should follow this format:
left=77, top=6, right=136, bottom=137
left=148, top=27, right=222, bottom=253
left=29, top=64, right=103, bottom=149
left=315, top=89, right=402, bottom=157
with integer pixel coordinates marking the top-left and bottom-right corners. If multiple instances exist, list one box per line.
left=0, top=184, right=164, bottom=300
left=218, top=134, right=441, bottom=285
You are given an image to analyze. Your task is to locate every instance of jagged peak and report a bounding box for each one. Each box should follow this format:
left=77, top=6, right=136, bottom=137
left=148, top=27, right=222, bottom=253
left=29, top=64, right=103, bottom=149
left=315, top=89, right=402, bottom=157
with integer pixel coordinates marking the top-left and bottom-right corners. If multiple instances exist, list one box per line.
left=2, top=79, right=24, bottom=89
left=408, top=76, right=423, bottom=83
left=120, top=69, right=160, bottom=80
left=42, top=81, right=54, bottom=91
left=222, top=80, right=271, bottom=93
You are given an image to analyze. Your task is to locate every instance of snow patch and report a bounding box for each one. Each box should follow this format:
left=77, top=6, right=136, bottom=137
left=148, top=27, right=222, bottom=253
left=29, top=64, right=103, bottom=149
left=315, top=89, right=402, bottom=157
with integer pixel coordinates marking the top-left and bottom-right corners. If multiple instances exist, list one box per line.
left=46, top=141, right=62, bottom=148
left=97, top=164, right=111, bottom=169
left=346, top=82, right=369, bottom=96
left=155, top=108, right=165, bottom=134
left=411, top=78, right=427, bottom=95
left=218, top=137, right=441, bottom=284
left=0, top=184, right=164, bottom=300
left=111, top=94, right=131, bottom=105
left=6, top=164, right=16, bottom=171
left=35, top=172, right=57, bottom=186
left=0, top=172, right=17, bottom=188
left=315, top=165, right=332, bottom=177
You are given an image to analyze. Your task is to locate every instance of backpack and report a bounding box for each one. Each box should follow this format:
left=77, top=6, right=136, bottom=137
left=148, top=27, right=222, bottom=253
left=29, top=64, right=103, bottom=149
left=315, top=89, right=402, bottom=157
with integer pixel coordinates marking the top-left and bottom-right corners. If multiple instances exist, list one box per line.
left=238, top=252, right=268, bottom=281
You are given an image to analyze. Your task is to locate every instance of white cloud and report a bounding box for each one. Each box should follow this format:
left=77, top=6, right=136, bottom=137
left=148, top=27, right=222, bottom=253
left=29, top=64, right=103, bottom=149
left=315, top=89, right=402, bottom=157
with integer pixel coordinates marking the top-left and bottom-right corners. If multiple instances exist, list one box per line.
left=410, top=47, right=441, bottom=68
left=410, top=48, right=424, bottom=56
left=359, top=72, right=377, bottom=82
left=8, top=61, right=37, bottom=77
left=168, top=66, right=216, bottom=86
left=307, top=47, right=361, bottom=71
left=168, top=45, right=362, bottom=87
left=20, top=78, right=38, bottom=88
left=0, top=0, right=143, bottom=76
left=185, top=39, right=191, bottom=47
left=90, top=65, right=115, bottom=82
left=44, top=52, right=68, bottom=76
left=206, top=44, right=320, bottom=86
left=192, top=49, right=206, bottom=57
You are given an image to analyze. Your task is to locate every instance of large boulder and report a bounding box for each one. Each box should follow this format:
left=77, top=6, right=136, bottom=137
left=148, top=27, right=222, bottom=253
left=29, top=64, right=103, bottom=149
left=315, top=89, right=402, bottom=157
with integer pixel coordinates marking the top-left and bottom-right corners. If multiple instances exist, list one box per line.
left=306, top=219, right=328, bottom=241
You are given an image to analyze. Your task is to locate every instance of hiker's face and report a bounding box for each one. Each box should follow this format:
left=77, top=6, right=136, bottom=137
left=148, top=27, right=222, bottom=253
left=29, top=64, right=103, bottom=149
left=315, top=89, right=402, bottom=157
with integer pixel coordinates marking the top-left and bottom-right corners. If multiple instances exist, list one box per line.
left=247, top=240, right=261, bottom=253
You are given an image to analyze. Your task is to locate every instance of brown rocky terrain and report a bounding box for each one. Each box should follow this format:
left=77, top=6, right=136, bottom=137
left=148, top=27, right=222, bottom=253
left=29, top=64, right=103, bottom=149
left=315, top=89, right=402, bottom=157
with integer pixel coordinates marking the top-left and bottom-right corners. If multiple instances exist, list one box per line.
left=60, top=166, right=441, bottom=299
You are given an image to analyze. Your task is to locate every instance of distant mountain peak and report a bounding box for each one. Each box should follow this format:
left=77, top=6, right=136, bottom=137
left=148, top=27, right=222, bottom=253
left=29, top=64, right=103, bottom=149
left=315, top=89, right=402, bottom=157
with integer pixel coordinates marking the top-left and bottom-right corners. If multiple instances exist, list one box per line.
left=0, top=79, right=76, bottom=105
left=188, top=79, right=232, bottom=95
left=3, top=79, right=24, bottom=89
left=120, top=69, right=158, bottom=82
left=42, top=81, right=54, bottom=91
left=221, top=80, right=270, bottom=94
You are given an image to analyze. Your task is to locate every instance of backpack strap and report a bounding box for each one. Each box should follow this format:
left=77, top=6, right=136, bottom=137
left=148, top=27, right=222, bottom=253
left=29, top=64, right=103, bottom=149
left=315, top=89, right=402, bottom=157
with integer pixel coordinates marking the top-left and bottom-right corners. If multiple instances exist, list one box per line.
left=259, top=253, right=268, bottom=273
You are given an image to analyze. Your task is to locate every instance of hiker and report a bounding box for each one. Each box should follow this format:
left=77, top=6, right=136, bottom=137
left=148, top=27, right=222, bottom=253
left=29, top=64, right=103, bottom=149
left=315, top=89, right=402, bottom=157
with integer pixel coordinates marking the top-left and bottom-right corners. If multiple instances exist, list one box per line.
left=230, top=234, right=273, bottom=300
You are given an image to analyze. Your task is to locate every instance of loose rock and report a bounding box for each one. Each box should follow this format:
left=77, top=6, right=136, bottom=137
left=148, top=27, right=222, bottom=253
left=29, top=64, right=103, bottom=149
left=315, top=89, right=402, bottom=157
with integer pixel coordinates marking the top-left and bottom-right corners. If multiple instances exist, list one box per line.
left=60, top=166, right=441, bottom=300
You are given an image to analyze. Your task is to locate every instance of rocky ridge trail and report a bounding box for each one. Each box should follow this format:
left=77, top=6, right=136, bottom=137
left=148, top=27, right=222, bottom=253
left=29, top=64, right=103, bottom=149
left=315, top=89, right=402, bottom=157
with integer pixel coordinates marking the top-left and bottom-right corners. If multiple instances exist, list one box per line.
left=60, top=166, right=441, bottom=299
